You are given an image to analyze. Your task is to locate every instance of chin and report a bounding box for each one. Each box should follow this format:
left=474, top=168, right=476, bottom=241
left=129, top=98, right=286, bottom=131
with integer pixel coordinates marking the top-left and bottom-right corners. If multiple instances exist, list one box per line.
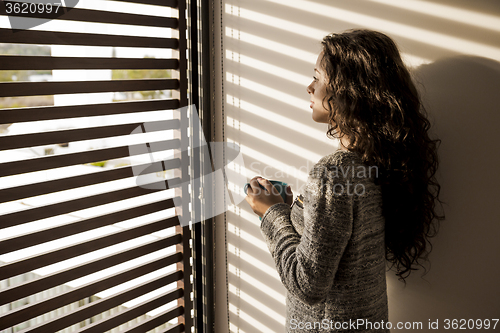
left=312, top=113, right=328, bottom=124
left=311, top=116, right=321, bottom=123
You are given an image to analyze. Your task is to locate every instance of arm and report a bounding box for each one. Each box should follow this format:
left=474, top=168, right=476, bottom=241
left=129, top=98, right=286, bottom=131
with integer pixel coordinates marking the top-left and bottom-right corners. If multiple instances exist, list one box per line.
left=260, top=162, right=353, bottom=305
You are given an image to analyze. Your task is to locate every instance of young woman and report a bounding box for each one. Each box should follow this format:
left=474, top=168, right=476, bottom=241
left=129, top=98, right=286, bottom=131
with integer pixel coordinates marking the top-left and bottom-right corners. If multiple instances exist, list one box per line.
left=245, top=29, right=443, bottom=332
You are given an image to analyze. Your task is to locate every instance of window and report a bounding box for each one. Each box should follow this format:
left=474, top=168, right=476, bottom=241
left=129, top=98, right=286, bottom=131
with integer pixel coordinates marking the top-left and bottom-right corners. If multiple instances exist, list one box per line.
left=0, top=0, right=198, bottom=332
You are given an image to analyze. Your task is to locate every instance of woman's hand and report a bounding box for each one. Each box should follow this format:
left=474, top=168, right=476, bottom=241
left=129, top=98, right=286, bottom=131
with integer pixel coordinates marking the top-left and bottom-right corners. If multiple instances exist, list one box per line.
left=245, top=176, right=293, bottom=217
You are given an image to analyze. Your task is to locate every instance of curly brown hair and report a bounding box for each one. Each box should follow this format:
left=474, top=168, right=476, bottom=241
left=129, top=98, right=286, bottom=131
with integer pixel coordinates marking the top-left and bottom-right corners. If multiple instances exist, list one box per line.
left=320, top=29, right=444, bottom=282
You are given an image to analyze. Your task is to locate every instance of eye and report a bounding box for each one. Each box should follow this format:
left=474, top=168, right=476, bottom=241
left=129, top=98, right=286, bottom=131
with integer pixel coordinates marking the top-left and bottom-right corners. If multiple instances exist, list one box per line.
left=313, top=76, right=318, bottom=81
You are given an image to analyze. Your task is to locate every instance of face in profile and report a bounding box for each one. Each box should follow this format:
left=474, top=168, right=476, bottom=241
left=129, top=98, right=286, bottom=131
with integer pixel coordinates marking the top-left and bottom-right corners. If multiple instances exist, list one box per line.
left=306, top=51, right=330, bottom=124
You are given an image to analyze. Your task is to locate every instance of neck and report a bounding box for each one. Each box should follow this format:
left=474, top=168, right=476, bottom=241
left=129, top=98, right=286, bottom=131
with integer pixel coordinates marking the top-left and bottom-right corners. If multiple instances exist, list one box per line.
left=338, top=137, right=350, bottom=151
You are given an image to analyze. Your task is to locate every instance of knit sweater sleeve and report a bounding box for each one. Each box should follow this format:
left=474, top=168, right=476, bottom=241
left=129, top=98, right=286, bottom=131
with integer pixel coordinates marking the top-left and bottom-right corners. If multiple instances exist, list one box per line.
left=260, top=157, right=353, bottom=306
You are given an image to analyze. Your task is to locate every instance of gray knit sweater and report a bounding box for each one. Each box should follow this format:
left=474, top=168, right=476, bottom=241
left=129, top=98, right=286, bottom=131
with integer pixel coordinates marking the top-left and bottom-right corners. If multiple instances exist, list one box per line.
left=261, top=150, right=389, bottom=332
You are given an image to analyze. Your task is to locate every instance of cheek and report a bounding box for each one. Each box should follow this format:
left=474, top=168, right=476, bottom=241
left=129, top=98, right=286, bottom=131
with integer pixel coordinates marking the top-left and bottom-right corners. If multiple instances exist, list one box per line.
left=316, top=94, right=330, bottom=113
left=318, top=85, right=328, bottom=101
left=312, top=86, right=324, bottom=104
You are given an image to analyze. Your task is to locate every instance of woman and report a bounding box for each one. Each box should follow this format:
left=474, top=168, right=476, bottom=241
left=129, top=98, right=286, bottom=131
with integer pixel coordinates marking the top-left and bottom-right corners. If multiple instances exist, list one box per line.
left=245, top=29, right=443, bottom=332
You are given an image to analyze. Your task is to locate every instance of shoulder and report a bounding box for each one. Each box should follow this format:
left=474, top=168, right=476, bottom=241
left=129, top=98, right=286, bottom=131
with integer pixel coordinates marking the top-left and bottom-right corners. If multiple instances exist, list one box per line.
left=319, top=150, right=363, bottom=167
left=309, top=150, right=363, bottom=180
left=307, top=150, right=380, bottom=200
left=304, top=151, right=360, bottom=202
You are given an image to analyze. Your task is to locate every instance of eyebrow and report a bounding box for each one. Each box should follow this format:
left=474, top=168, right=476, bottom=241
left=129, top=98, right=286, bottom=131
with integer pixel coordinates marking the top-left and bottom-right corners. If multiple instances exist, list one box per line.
left=314, top=68, right=319, bottom=72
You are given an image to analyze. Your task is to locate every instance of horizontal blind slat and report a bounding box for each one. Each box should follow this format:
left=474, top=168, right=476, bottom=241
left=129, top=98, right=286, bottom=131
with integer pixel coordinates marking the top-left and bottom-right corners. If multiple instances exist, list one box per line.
left=110, top=0, right=178, bottom=7
left=0, top=159, right=181, bottom=204
left=122, top=307, right=184, bottom=333
left=0, top=198, right=178, bottom=256
left=0, top=119, right=180, bottom=150
left=19, top=280, right=184, bottom=333
left=0, top=55, right=179, bottom=70
left=0, top=28, right=178, bottom=48
left=0, top=99, right=180, bottom=124
left=0, top=99, right=179, bottom=124
left=76, top=293, right=184, bottom=333
left=0, top=6, right=178, bottom=28
left=0, top=256, right=183, bottom=328
left=0, top=217, right=180, bottom=299
left=156, top=323, right=184, bottom=333
left=0, top=79, right=179, bottom=97
left=0, top=139, right=180, bottom=177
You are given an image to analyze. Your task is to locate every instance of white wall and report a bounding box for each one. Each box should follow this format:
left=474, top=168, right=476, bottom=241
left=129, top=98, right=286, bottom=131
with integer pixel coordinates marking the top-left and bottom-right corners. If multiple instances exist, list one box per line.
left=215, top=1, right=500, bottom=332
left=388, top=55, right=500, bottom=330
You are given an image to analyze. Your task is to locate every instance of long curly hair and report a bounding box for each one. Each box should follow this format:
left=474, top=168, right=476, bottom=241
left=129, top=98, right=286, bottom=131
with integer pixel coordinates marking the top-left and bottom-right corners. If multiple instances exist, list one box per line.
left=320, top=29, right=444, bottom=282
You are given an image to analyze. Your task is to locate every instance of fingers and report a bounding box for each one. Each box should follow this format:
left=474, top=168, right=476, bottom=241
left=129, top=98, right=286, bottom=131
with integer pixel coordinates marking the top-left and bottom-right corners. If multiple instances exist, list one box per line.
left=246, top=176, right=286, bottom=199
left=248, top=176, right=263, bottom=195
left=257, top=177, right=277, bottom=195
left=245, top=177, right=290, bottom=217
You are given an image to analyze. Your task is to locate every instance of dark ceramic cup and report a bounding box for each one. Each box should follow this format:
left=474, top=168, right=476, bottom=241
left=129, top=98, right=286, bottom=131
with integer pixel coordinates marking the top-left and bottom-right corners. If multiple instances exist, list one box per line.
left=244, top=180, right=288, bottom=220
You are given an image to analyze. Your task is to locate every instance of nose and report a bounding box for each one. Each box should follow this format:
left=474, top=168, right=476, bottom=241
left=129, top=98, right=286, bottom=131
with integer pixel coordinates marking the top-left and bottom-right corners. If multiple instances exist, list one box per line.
left=307, top=82, right=314, bottom=94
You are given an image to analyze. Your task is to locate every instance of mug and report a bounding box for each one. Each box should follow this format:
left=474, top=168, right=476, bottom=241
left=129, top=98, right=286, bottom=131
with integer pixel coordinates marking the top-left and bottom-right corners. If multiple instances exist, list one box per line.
left=244, top=180, right=288, bottom=220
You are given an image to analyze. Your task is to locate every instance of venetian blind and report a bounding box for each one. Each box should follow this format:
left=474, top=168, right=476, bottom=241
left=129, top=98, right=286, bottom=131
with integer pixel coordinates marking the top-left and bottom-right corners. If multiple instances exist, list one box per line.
left=0, top=0, right=192, bottom=332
